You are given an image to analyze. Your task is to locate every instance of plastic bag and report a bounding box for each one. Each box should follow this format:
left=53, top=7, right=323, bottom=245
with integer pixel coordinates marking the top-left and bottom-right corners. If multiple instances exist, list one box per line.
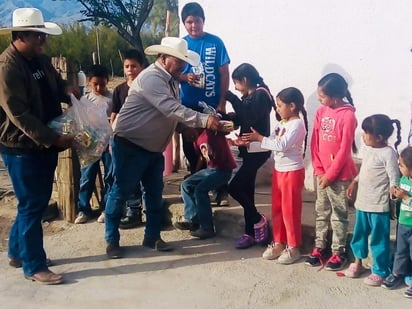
left=48, top=94, right=112, bottom=167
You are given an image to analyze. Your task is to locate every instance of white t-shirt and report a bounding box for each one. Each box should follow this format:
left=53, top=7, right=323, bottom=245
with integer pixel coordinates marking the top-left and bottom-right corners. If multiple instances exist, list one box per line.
left=85, top=91, right=113, bottom=118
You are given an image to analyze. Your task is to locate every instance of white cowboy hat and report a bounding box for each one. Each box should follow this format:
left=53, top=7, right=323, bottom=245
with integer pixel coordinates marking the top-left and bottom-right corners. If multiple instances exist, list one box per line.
left=0, top=8, right=62, bottom=35
left=145, top=37, right=200, bottom=66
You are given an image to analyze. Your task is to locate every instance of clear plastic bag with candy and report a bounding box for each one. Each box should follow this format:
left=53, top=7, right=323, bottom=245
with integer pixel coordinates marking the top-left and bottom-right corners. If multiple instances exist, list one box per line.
left=48, top=94, right=112, bottom=167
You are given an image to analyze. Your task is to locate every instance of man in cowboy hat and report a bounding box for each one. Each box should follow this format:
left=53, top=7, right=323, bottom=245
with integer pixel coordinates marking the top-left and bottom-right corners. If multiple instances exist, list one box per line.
left=0, top=8, right=74, bottom=285
left=105, top=37, right=221, bottom=258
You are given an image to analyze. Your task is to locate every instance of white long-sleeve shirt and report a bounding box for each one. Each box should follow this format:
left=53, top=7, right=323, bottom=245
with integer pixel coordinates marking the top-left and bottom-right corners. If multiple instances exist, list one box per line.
left=355, top=146, right=400, bottom=212
left=261, top=118, right=306, bottom=172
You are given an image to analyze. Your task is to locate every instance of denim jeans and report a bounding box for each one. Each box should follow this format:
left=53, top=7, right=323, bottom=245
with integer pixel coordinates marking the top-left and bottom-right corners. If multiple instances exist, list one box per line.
left=181, top=168, right=232, bottom=231
left=2, top=151, right=57, bottom=276
left=105, top=137, right=164, bottom=244
left=78, top=148, right=112, bottom=214
left=393, top=224, right=412, bottom=275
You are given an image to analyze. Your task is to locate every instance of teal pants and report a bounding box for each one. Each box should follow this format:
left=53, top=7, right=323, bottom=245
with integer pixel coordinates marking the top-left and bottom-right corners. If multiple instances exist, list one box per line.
left=350, top=209, right=391, bottom=277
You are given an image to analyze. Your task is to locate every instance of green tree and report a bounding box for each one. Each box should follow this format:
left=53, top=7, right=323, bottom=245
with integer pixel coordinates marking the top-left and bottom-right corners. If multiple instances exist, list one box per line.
left=0, top=35, right=9, bottom=52
left=144, top=0, right=179, bottom=37
left=72, top=0, right=179, bottom=65
left=75, top=0, right=154, bottom=62
left=46, top=23, right=131, bottom=76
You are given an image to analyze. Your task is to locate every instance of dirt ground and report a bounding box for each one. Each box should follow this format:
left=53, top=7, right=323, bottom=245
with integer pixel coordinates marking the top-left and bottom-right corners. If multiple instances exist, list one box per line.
left=1, top=165, right=412, bottom=308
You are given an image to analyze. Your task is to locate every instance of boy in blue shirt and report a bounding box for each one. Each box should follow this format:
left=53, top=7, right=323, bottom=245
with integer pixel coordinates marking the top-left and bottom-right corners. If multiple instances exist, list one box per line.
left=179, top=2, right=231, bottom=205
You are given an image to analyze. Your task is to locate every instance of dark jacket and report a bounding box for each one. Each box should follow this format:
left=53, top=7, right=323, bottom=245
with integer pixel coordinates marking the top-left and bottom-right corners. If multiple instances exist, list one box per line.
left=225, top=88, right=273, bottom=156
left=0, top=43, right=69, bottom=151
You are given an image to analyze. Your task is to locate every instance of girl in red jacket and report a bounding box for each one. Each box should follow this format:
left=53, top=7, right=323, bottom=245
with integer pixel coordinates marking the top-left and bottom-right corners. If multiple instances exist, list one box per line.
left=306, top=73, right=358, bottom=271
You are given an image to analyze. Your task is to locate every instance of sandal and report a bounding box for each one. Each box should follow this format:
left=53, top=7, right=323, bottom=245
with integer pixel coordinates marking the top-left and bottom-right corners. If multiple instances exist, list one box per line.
left=363, top=273, right=383, bottom=286
left=344, top=262, right=367, bottom=278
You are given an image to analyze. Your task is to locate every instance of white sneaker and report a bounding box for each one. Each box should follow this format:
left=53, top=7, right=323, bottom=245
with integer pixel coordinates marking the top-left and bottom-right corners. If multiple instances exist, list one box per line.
left=97, top=211, right=105, bottom=223
left=262, top=242, right=285, bottom=260
left=74, top=211, right=88, bottom=224
left=277, top=247, right=301, bottom=265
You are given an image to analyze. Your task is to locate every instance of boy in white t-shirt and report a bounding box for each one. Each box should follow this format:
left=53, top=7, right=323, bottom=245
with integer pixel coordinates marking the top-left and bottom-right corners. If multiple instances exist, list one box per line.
left=75, top=65, right=113, bottom=224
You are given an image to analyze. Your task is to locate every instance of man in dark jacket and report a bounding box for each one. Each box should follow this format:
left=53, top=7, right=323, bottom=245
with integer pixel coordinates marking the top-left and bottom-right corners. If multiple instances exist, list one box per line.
left=0, top=8, right=74, bottom=285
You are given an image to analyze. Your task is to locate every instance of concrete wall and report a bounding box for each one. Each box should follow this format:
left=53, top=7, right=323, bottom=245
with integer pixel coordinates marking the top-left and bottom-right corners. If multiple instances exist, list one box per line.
left=179, top=0, right=412, bottom=190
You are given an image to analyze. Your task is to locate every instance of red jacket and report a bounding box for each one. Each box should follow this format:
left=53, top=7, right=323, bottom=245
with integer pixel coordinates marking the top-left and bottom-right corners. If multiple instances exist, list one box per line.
left=195, top=129, right=236, bottom=171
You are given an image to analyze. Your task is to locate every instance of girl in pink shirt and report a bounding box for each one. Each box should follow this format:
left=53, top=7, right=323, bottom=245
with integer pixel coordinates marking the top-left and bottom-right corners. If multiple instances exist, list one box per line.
left=306, top=73, right=358, bottom=271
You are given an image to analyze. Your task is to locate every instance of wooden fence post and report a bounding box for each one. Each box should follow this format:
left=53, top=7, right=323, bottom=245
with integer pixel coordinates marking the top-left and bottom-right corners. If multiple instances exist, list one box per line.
left=52, top=56, right=80, bottom=222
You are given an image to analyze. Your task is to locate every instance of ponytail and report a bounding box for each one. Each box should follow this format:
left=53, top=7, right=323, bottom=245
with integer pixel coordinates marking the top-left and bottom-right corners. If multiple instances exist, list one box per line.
left=392, top=119, right=402, bottom=151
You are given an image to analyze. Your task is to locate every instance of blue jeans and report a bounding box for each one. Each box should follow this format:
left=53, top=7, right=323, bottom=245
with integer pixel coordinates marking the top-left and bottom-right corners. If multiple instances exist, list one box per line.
left=393, top=224, right=412, bottom=276
left=78, top=148, right=112, bottom=214
left=181, top=168, right=232, bottom=231
left=2, top=151, right=57, bottom=276
left=105, top=137, right=164, bottom=244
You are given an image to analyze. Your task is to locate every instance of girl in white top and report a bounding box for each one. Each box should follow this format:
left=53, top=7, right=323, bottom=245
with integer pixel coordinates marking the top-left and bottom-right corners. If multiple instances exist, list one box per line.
left=242, top=87, right=308, bottom=264
left=344, top=114, right=401, bottom=286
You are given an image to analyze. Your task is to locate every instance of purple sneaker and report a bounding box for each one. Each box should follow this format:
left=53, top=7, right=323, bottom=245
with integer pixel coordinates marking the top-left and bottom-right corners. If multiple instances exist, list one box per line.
left=254, top=214, right=268, bottom=244
left=235, top=234, right=255, bottom=249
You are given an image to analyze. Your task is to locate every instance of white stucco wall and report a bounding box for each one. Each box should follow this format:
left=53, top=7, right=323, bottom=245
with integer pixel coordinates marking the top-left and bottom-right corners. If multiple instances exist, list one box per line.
left=179, top=0, right=412, bottom=190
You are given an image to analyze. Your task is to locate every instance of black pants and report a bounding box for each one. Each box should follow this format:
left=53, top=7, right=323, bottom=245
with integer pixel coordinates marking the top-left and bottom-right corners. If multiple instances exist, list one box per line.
left=229, top=151, right=271, bottom=236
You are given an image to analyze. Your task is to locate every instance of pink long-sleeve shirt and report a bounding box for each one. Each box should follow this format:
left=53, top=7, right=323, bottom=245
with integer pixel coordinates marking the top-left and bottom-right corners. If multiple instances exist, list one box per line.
left=311, top=104, right=358, bottom=182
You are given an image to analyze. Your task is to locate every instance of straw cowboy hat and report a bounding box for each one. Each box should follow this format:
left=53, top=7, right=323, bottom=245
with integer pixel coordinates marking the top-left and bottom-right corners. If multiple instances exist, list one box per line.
left=0, top=8, right=62, bottom=35
left=145, top=37, right=200, bottom=66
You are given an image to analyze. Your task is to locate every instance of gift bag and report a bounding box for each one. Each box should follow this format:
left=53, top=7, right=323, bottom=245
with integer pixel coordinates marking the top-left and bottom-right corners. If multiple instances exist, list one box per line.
left=48, top=94, right=112, bottom=167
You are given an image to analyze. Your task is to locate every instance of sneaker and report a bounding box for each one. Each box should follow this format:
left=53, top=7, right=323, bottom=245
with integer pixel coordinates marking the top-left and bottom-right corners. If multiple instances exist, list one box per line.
left=119, top=215, right=144, bottom=229
left=190, top=228, right=216, bottom=239
left=381, top=273, right=403, bottom=289
left=235, top=234, right=255, bottom=249
left=253, top=214, right=268, bottom=244
left=142, top=238, right=173, bottom=252
left=106, top=243, right=122, bottom=259
left=325, top=252, right=347, bottom=271
left=262, top=242, right=286, bottom=260
left=173, top=220, right=199, bottom=231
left=277, top=247, right=301, bottom=265
left=344, top=263, right=367, bottom=278
left=305, top=247, right=327, bottom=267
left=405, top=276, right=412, bottom=287
left=97, top=211, right=105, bottom=223
left=74, top=211, right=88, bottom=224
left=364, top=273, right=383, bottom=286
left=404, top=286, right=412, bottom=298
